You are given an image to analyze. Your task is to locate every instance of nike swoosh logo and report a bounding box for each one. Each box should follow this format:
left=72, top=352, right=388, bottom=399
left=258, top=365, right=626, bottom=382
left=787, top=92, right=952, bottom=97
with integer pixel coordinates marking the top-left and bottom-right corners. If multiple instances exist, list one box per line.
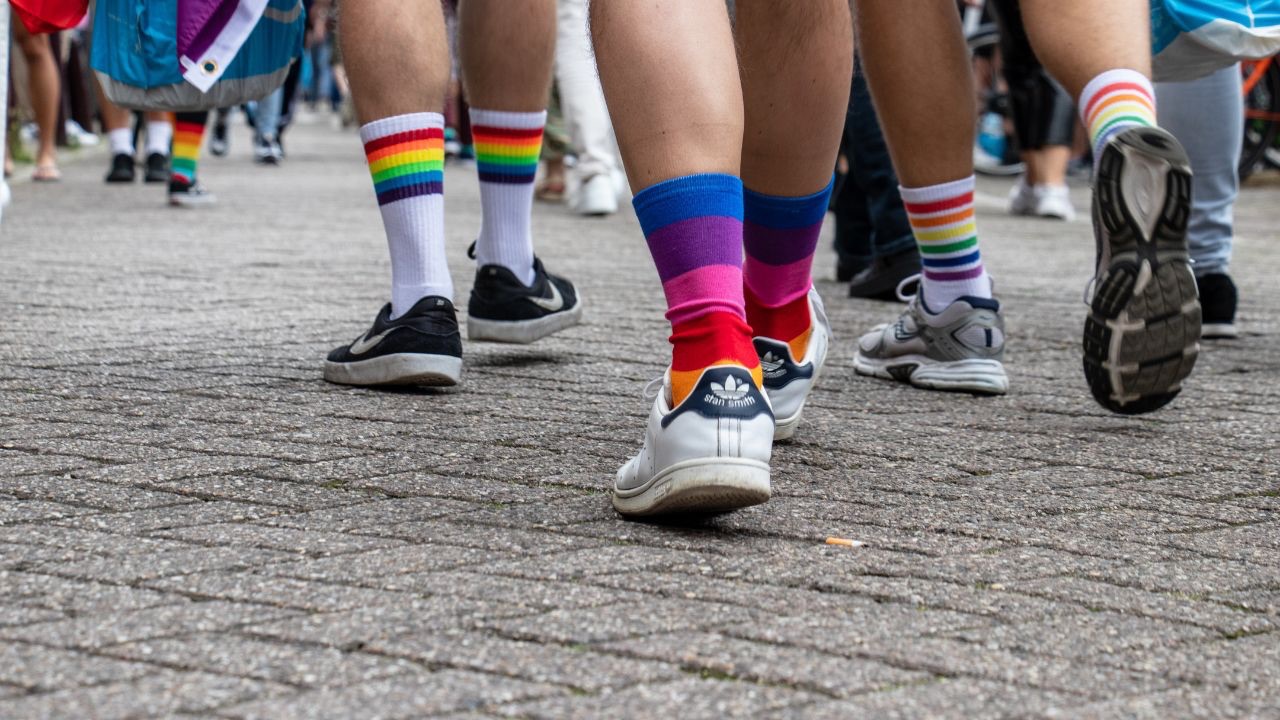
left=348, top=328, right=396, bottom=355
left=528, top=282, right=565, bottom=312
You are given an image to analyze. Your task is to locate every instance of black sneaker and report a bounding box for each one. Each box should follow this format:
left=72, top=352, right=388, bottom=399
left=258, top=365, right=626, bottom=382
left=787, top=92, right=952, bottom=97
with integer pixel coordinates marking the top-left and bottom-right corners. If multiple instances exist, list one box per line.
left=324, top=296, right=463, bottom=386
left=144, top=153, right=170, bottom=183
left=848, top=246, right=922, bottom=301
left=142, top=152, right=168, bottom=181
left=1083, top=126, right=1200, bottom=415
left=168, top=177, right=217, bottom=207
left=1197, top=273, right=1238, bottom=339
left=466, top=243, right=583, bottom=344
left=105, top=153, right=135, bottom=183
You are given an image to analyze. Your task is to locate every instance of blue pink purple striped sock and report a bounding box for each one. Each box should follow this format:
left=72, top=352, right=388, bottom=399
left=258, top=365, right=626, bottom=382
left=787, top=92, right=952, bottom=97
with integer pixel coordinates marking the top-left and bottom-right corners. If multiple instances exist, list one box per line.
left=900, top=176, right=991, bottom=311
left=633, top=173, right=761, bottom=406
left=742, top=180, right=833, bottom=361
left=361, top=112, right=451, bottom=317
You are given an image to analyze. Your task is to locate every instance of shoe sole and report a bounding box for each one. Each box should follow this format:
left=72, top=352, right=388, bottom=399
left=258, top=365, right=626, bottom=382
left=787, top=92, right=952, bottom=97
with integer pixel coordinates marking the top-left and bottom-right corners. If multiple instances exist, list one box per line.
left=168, top=197, right=217, bottom=208
left=323, top=353, right=462, bottom=387
left=467, top=300, right=583, bottom=344
left=1201, top=322, right=1238, bottom=340
left=612, top=458, right=770, bottom=517
left=1084, top=128, right=1200, bottom=415
left=854, top=354, right=1009, bottom=395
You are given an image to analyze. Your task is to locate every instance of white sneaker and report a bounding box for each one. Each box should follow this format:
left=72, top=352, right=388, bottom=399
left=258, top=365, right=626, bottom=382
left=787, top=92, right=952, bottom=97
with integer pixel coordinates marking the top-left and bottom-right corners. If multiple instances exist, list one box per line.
left=754, top=287, right=830, bottom=441
left=614, top=366, right=774, bottom=517
left=574, top=173, right=618, bottom=217
left=1008, top=178, right=1036, bottom=216
left=1033, top=184, right=1076, bottom=221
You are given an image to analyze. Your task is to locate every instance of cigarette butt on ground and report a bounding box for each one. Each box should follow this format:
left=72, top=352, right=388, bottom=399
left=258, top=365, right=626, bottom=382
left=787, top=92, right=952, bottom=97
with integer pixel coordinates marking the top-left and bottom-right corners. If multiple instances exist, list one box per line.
left=825, top=537, right=865, bottom=548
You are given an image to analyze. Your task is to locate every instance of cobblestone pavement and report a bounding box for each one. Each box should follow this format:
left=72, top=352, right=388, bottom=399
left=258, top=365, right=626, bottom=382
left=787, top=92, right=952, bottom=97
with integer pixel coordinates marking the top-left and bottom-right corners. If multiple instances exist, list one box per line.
left=1, top=115, right=1278, bottom=719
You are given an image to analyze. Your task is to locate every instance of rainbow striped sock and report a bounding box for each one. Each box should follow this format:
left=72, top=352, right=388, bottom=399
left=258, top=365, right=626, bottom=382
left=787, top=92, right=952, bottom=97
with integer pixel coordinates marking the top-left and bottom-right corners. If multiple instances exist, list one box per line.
left=171, top=112, right=207, bottom=184
left=633, top=173, right=761, bottom=407
left=901, top=176, right=991, bottom=311
left=471, top=109, right=545, bottom=286
left=742, top=180, right=832, bottom=361
left=360, top=112, right=451, bottom=317
left=1080, top=69, right=1157, bottom=164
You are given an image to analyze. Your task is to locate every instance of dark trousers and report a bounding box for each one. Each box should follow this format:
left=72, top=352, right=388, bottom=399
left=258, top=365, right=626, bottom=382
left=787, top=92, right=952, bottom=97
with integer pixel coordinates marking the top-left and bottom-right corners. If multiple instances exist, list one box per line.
left=833, top=60, right=915, bottom=275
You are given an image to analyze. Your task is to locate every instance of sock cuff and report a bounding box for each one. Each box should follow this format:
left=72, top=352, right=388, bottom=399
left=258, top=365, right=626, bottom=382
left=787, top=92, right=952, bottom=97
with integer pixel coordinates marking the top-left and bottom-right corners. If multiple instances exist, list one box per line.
left=899, top=176, right=976, bottom=213
left=360, top=112, right=445, bottom=144
left=632, top=173, right=743, bottom=236
left=742, top=175, right=834, bottom=229
left=468, top=108, right=547, bottom=130
left=1080, top=69, right=1154, bottom=108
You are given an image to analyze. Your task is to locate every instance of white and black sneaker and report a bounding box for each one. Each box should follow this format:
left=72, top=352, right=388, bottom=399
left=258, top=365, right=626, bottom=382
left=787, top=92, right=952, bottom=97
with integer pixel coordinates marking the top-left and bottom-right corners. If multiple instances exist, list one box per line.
left=466, top=244, right=583, bottom=344
left=1084, top=126, right=1200, bottom=415
left=755, top=287, right=830, bottom=442
left=324, top=296, right=463, bottom=387
left=614, top=366, right=774, bottom=517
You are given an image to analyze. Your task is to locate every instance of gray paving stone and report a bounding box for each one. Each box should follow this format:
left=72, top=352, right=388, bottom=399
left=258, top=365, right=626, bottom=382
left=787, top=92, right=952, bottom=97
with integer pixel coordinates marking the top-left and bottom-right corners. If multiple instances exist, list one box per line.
left=145, top=571, right=425, bottom=612
left=242, top=596, right=525, bottom=648
left=0, top=640, right=153, bottom=690
left=496, top=677, right=818, bottom=719
left=602, top=631, right=927, bottom=698
left=155, top=474, right=374, bottom=510
left=0, top=476, right=193, bottom=511
left=106, top=633, right=416, bottom=688
left=480, top=598, right=764, bottom=645
left=368, top=630, right=682, bottom=692
left=1043, top=686, right=1274, bottom=720
left=262, top=497, right=480, bottom=533
left=774, top=679, right=1078, bottom=720
left=0, top=670, right=285, bottom=719
left=0, top=572, right=174, bottom=616
left=34, top=545, right=292, bottom=584
left=1013, top=576, right=1277, bottom=635
left=152, top=522, right=405, bottom=557
left=58, top=500, right=288, bottom=533
left=942, top=611, right=1216, bottom=663
left=0, top=600, right=296, bottom=650
left=219, top=669, right=563, bottom=720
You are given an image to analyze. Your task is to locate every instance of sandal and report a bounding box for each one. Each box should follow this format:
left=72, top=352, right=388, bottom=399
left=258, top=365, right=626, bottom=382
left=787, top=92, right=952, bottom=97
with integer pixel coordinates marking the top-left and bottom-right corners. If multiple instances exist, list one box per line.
left=32, top=163, right=61, bottom=182
left=535, top=179, right=566, bottom=203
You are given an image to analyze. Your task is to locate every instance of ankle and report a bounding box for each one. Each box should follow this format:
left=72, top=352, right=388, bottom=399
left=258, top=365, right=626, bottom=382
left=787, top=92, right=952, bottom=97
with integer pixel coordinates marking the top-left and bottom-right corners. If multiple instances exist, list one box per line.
left=745, top=289, right=812, bottom=361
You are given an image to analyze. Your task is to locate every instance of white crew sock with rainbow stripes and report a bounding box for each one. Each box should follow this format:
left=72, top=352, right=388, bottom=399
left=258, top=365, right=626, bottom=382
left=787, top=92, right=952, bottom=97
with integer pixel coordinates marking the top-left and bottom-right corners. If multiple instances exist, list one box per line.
left=900, top=176, right=993, bottom=312
left=470, top=109, right=546, bottom=286
left=1079, top=69, right=1157, bottom=167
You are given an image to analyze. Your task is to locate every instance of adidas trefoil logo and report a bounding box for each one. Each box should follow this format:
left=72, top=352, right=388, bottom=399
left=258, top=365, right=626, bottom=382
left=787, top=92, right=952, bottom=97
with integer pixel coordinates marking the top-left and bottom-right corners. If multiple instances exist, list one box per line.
left=711, top=375, right=750, bottom=400
left=760, top=351, right=784, bottom=373
left=704, top=374, right=757, bottom=409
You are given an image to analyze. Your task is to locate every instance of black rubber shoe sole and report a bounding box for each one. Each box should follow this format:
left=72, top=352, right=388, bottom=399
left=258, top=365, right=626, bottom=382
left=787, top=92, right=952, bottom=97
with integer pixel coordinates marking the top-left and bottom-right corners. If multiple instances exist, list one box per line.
left=1084, top=127, right=1200, bottom=415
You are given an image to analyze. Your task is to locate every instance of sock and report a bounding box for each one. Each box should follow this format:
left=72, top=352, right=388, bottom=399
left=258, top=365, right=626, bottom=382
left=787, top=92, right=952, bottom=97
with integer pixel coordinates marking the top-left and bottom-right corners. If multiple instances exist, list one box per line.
left=171, top=112, right=208, bottom=184
left=901, top=176, right=991, bottom=311
left=1080, top=69, right=1157, bottom=164
left=145, top=120, right=173, bottom=157
left=107, top=128, right=134, bottom=157
left=470, top=109, right=544, bottom=286
left=742, top=179, right=832, bottom=361
left=632, top=173, right=761, bottom=407
left=361, top=112, right=451, bottom=318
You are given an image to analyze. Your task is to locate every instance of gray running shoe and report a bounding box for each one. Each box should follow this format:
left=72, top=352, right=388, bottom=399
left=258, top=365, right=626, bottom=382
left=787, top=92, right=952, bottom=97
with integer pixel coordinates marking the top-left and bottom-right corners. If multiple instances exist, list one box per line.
left=854, top=282, right=1008, bottom=395
left=1084, top=126, right=1199, bottom=415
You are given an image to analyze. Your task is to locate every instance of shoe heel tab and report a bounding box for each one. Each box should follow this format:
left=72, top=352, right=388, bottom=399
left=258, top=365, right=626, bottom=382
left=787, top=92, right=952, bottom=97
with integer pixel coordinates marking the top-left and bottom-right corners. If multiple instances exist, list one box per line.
left=662, top=365, right=772, bottom=428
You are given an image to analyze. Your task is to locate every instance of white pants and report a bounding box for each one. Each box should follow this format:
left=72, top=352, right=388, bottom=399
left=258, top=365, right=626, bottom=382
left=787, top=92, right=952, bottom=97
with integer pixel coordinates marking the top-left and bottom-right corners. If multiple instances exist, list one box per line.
left=555, top=0, right=621, bottom=183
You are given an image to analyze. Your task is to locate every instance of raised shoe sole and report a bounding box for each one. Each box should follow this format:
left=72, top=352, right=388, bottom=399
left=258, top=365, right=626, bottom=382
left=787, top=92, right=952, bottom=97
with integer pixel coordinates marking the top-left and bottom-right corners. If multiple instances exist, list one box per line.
left=467, top=300, right=583, bottom=344
left=854, top=354, right=1008, bottom=395
left=323, top=353, right=461, bottom=387
left=1084, top=127, right=1200, bottom=415
left=612, top=458, right=770, bottom=517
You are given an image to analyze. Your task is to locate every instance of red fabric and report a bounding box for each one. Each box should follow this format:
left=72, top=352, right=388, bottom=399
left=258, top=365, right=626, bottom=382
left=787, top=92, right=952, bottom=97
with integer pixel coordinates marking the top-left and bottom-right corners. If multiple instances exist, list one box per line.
left=670, top=312, right=758, bottom=372
left=12, top=0, right=89, bottom=34
left=745, top=289, right=811, bottom=346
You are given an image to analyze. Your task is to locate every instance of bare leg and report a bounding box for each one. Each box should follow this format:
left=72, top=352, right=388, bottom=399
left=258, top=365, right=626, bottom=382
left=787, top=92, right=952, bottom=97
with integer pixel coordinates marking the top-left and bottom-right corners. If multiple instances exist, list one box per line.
left=14, top=21, right=60, bottom=173
left=591, top=0, right=741, bottom=190
left=736, top=0, right=851, bottom=197
left=341, top=1, right=448, bottom=123
left=1017, top=0, right=1150, bottom=98
left=854, top=0, right=973, bottom=187
left=458, top=0, right=554, bottom=111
